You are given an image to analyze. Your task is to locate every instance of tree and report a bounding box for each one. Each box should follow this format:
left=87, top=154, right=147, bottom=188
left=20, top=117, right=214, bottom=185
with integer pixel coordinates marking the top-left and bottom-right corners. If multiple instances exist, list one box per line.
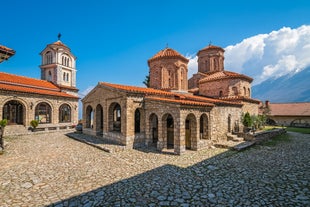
left=242, top=112, right=252, bottom=128
left=143, top=75, right=150, bottom=88
left=0, top=119, right=8, bottom=150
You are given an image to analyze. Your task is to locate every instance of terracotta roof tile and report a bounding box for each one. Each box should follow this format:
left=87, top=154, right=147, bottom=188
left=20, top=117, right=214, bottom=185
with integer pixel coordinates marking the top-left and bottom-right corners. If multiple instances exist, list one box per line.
left=199, top=71, right=253, bottom=83
left=197, top=45, right=225, bottom=55
left=220, top=96, right=261, bottom=104
left=51, top=40, right=68, bottom=48
left=0, top=45, right=15, bottom=55
left=0, top=72, right=59, bottom=90
left=100, top=82, right=172, bottom=96
left=0, top=83, right=78, bottom=98
left=0, top=72, right=78, bottom=98
left=100, top=82, right=242, bottom=107
left=148, top=47, right=189, bottom=64
left=145, top=96, right=214, bottom=107
left=268, top=102, right=310, bottom=116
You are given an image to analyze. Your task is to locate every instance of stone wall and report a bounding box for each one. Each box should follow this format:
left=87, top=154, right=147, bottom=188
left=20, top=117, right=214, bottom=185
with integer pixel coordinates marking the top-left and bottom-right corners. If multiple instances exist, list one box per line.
left=269, top=116, right=310, bottom=127
left=244, top=128, right=286, bottom=143
left=0, top=90, right=78, bottom=129
left=210, top=105, right=243, bottom=142
left=199, top=78, right=251, bottom=98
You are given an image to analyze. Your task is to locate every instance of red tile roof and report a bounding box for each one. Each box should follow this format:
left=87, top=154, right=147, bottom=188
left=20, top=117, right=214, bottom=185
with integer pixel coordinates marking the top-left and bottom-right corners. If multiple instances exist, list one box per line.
left=220, top=96, right=261, bottom=104
left=201, top=44, right=225, bottom=51
left=0, top=72, right=78, bottom=99
left=51, top=40, right=69, bottom=48
left=268, top=103, right=310, bottom=116
left=100, top=82, right=172, bottom=96
left=0, top=45, right=15, bottom=55
left=145, top=96, right=215, bottom=107
left=199, top=71, right=253, bottom=83
left=148, top=47, right=189, bottom=64
left=99, top=82, right=243, bottom=107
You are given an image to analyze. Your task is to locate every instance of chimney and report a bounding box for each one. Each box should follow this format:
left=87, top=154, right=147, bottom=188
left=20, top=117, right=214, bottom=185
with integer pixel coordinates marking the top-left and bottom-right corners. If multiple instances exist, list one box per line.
left=265, top=100, right=269, bottom=108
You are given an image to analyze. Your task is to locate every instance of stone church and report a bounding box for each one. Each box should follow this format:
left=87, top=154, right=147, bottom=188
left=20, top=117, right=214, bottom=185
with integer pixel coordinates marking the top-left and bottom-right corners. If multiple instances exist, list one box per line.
left=0, top=40, right=79, bottom=135
left=82, top=44, right=260, bottom=155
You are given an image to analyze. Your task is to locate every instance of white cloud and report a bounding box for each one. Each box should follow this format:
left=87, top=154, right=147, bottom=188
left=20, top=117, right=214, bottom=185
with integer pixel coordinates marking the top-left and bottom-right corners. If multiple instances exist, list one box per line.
left=187, top=25, right=310, bottom=85
left=79, top=85, right=95, bottom=98
left=225, top=25, right=310, bottom=84
left=186, top=54, right=198, bottom=78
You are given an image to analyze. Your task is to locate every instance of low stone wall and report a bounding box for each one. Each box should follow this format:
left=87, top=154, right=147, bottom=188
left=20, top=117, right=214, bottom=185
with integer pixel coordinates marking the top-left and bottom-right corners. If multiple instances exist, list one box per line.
left=244, top=128, right=286, bottom=143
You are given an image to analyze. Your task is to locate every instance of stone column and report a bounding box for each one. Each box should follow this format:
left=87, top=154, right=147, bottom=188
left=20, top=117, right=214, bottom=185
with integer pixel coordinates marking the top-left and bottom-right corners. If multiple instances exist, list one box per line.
left=175, top=117, right=185, bottom=155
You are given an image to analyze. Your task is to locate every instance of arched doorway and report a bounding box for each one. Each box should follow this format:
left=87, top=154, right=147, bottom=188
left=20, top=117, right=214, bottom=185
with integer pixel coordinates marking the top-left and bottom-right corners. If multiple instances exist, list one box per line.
left=163, top=114, right=174, bottom=149
left=85, top=105, right=93, bottom=128
left=134, top=109, right=141, bottom=133
left=149, top=113, right=158, bottom=144
left=199, top=114, right=209, bottom=139
left=96, top=104, right=103, bottom=135
left=2, top=100, right=24, bottom=125
left=108, top=102, right=121, bottom=132
left=185, top=113, right=197, bottom=149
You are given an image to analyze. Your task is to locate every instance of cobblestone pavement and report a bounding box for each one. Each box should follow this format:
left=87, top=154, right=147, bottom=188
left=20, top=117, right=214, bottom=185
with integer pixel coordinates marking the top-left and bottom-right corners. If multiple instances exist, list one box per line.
left=0, top=132, right=309, bottom=207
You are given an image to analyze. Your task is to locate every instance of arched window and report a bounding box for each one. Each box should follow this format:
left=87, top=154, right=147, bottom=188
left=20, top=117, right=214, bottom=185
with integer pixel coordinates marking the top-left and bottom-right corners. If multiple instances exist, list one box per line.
left=59, top=104, right=71, bottom=123
left=35, top=102, right=51, bottom=124
left=232, top=87, right=238, bottom=96
left=66, top=73, right=69, bottom=82
left=243, top=87, right=246, bottom=96
left=45, top=51, right=53, bottom=64
left=219, top=90, right=223, bottom=97
left=248, top=88, right=251, bottom=97
left=135, top=109, right=141, bottom=133
left=63, top=72, right=66, bottom=81
left=61, top=55, right=71, bottom=67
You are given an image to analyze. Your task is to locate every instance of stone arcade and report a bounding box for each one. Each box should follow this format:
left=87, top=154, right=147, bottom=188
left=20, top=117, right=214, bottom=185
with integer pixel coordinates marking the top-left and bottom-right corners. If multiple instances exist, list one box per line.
left=0, top=40, right=79, bottom=135
left=82, top=45, right=259, bottom=155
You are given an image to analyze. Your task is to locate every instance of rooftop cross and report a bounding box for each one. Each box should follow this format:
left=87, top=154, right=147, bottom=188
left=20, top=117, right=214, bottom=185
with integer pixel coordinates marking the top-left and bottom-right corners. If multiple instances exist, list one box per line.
left=58, top=33, right=62, bottom=41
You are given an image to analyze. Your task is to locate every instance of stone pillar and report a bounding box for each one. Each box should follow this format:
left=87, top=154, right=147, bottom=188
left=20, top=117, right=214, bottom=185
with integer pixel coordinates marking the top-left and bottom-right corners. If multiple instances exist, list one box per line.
left=174, top=117, right=185, bottom=155
left=157, top=119, right=165, bottom=151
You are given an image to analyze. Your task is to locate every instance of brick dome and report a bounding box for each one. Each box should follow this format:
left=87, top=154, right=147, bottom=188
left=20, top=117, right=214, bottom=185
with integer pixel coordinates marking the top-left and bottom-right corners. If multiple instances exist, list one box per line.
left=148, top=47, right=189, bottom=64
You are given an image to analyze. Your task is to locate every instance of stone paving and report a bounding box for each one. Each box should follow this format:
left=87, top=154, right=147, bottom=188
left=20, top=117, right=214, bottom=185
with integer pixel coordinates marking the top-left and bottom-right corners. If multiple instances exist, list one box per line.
left=0, top=131, right=309, bottom=206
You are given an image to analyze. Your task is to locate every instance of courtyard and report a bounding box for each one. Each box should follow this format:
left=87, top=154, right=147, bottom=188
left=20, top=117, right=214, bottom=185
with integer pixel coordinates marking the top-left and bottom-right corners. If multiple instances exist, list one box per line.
left=0, top=131, right=309, bottom=207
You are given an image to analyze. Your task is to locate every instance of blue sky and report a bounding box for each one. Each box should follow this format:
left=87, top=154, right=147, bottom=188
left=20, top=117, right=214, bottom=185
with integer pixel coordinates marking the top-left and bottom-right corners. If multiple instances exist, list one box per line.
left=1, top=0, right=310, bottom=99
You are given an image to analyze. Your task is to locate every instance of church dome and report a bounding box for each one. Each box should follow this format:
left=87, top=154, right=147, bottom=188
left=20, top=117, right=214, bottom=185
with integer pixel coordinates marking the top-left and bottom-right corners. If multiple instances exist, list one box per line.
left=197, top=44, right=225, bottom=56
left=148, top=47, right=189, bottom=64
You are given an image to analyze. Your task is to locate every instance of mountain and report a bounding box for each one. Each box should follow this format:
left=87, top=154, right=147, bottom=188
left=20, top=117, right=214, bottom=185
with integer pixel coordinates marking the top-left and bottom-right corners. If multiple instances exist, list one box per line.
left=252, top=66, right=310, bottom=102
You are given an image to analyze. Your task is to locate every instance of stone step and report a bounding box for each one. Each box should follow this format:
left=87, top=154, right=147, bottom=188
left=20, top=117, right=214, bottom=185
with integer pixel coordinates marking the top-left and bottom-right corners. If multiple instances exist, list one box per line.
left=227, top=133, right=244, bottom=142
left=233, top=141, right=256, bottom=151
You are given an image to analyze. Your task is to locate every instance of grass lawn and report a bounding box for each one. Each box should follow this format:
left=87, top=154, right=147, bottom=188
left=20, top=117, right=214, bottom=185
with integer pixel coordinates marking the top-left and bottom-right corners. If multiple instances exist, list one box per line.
left=263, top=126, right=310, bottom=134
left=286, top=127, right=310, bottom=134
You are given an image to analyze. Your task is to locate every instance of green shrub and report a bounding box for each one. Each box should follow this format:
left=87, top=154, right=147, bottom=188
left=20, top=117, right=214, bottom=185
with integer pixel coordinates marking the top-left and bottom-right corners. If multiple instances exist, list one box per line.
left=0, top=119, right=8, bottom=128
left=242, top=112, right=252, bottom=128
left=30, top=120, right=39, bottom=129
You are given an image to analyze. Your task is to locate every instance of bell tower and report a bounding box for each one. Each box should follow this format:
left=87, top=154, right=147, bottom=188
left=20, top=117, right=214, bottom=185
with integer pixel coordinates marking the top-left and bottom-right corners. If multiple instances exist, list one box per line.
left=39, top=35, right=78, bottom=96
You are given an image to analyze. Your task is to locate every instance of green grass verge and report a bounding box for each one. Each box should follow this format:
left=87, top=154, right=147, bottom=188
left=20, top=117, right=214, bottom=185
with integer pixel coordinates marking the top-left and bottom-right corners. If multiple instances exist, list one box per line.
left=286, top=127, right=310, bottom=134
left=260, top=133, right=291, bottom=147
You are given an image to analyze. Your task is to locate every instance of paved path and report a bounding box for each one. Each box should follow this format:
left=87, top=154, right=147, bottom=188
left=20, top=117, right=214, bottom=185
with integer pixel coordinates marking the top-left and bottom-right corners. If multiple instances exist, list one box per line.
left=0, top=132, right=309, bottom=206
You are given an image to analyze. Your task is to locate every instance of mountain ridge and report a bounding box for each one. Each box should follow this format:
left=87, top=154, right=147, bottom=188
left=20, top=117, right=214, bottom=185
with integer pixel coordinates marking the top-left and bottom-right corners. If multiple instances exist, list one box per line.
left=252, top=67, right=310, bottom=102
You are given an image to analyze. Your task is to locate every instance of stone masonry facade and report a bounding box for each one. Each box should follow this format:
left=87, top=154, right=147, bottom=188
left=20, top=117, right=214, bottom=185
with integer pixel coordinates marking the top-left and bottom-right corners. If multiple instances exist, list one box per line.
left=82, top=44, right=260, bottom=155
